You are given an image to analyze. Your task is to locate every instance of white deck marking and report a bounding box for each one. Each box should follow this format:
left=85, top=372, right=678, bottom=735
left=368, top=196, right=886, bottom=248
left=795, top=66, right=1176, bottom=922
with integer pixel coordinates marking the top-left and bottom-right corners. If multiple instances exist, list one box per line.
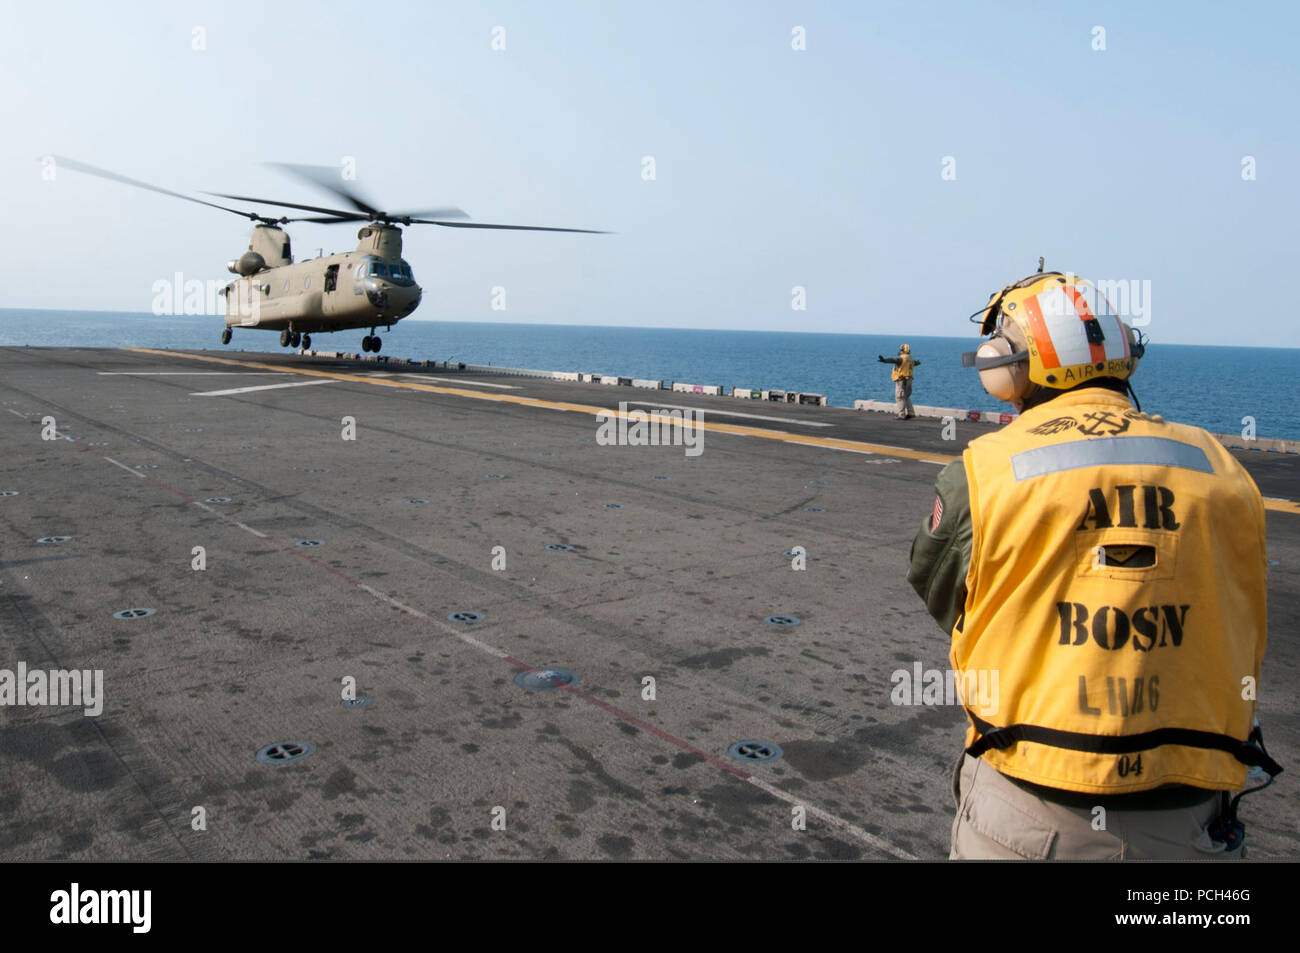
left=191, top=380, right=337, bottom=397
left=416, top=376, right=518, bottom=389
left=101, top=456, right=147, bottom=478
left=625, top=401, right=834, bottom=427
left=744, top=775, right=918, bottom=860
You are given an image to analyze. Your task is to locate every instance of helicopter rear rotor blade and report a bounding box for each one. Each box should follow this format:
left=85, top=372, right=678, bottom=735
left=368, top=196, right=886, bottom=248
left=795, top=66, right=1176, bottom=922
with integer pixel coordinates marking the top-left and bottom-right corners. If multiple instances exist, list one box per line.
left=205, top=192, right=365, bottom=220
left=49, top=156, right=286, bottom=223
left=294, top=214, right=370, bottom=224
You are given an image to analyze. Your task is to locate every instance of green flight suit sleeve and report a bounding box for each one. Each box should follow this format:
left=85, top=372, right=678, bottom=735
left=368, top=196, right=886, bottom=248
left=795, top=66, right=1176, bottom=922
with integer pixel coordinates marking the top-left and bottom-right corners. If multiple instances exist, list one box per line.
left=907, top=460, right=972, bottom=634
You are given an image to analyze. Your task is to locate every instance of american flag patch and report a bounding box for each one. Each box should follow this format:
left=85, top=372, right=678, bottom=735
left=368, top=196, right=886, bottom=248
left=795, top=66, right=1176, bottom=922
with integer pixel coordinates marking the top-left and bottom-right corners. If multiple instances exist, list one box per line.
left=931, top=495, right=944, bottom=531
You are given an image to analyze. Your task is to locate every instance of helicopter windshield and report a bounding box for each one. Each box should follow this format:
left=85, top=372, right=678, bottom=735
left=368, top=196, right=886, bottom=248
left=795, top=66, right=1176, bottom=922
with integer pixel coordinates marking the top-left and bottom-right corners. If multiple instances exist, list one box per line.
left=365, top=260, right=414, bottom=284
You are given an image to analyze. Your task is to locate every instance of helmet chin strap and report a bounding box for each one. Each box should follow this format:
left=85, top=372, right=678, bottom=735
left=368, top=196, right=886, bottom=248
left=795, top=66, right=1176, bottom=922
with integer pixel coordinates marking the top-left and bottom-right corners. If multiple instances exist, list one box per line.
left=1126, top=380, right=1142, bottom=413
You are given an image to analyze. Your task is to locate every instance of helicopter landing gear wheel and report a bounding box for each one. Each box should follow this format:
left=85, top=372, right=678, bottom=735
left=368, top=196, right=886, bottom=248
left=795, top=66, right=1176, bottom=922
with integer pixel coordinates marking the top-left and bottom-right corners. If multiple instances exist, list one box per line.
left=372, top=335, right=382, bottom=352
left=280, top=329, right=291, bottom=347
left=301, top=334, right=311, bottom=350
left=361, top=336, right=372, bottom=353
left=290, top=331, right=301, bottom=349
left=221, top=327, right=232, bottom=345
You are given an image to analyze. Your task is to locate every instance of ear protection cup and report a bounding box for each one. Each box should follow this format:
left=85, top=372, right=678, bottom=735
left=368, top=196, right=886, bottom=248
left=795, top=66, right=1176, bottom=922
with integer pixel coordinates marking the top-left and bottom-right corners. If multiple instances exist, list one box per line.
left=975, top=334, right=1029, bottom=403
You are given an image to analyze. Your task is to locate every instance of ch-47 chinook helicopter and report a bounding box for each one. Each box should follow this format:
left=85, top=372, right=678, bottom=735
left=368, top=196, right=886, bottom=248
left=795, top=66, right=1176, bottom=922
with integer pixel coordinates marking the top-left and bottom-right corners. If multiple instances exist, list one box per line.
left=53, top=157, right=606, bottom=353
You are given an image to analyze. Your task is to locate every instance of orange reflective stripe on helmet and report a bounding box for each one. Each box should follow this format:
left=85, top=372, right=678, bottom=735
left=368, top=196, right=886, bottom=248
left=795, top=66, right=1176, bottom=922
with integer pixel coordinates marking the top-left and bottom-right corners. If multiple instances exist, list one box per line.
left=1019, top=294, right=1061, bottom=369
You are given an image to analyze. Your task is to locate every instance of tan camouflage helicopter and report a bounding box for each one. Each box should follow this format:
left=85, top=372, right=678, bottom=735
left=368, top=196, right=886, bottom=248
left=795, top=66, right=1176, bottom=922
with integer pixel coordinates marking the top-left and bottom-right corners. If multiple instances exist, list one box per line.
left=54, top=157, right=606, bottom=353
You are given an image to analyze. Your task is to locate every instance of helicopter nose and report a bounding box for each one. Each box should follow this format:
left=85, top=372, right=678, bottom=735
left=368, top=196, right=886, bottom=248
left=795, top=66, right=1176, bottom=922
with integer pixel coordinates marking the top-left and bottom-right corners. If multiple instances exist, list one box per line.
left=402, top=283, right=423, bottom=316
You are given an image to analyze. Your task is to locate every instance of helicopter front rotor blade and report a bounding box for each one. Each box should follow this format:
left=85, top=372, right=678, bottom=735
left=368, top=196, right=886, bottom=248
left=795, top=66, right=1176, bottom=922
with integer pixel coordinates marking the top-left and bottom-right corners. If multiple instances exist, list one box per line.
left=388, top=207, right=469, bottom=221
left=268, top=164, right=470, bottom=223
left=267, top=163, right=383, bottom=218
left=410, top=219, right=610, bottom=234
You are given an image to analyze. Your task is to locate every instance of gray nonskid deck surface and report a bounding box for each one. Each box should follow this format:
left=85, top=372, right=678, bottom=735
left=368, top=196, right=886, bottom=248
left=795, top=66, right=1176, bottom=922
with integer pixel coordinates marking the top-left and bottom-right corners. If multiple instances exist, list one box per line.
left=1, top=347, right=1296, bottom=861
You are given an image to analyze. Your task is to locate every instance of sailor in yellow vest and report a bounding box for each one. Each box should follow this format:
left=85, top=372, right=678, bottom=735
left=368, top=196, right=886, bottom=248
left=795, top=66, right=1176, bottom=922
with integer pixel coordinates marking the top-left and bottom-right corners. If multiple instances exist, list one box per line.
left=908, top=267, right=1281, bottom=859
left=878, top=344, right=920, bottom=419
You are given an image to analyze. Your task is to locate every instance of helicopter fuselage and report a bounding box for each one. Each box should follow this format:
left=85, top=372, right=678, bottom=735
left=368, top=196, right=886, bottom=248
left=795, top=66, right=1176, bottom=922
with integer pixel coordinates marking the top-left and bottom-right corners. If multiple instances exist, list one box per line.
left=221, top=223, right=421, bottom=334
left=52, top=155, right=602, bottom=353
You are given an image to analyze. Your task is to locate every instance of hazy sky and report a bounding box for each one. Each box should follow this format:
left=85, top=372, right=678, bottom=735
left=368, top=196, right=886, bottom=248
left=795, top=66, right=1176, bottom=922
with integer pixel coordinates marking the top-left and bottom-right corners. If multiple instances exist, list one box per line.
left=2, top=1, right=1296, bottom=346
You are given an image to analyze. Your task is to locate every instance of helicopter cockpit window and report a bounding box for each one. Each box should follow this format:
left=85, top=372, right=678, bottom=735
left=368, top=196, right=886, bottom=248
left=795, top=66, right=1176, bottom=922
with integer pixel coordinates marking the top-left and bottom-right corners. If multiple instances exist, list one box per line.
left=386, top=261, right=414, bottom=283
left=367, top=262, right=389, bottom=278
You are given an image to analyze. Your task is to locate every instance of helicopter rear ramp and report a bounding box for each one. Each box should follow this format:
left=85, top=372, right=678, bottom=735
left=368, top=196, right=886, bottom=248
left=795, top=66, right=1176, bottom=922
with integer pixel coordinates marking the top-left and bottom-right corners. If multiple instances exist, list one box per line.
left=1, top=345, right=1296, bottom=860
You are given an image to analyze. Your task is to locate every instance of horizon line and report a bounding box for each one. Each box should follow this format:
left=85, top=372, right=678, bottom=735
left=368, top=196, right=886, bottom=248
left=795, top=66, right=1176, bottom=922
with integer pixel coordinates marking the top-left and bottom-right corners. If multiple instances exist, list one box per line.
left=0, top=307, right=1294, bottom=351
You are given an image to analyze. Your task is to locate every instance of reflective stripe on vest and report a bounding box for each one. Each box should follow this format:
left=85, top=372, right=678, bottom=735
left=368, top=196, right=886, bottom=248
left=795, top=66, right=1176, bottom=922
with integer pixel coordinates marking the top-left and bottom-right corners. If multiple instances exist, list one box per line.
left=1012, top=436, right=1214, bottom=482
left=957, top=389, right=1269, bottom=795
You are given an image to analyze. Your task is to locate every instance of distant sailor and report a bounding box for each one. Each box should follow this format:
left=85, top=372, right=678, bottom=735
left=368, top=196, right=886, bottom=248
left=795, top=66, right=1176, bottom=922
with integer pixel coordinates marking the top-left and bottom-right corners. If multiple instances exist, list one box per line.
left=907, top=266, right=1281, bottom=859
left=878, top=344, right=920, bottom=419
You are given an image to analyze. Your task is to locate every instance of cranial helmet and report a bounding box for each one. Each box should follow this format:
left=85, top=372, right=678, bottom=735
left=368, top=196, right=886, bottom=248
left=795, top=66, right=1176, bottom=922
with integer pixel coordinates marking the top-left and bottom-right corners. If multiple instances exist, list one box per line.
left=899, top=343, right=911, bottom=354
left=963, top=269, right=1144, bottom=406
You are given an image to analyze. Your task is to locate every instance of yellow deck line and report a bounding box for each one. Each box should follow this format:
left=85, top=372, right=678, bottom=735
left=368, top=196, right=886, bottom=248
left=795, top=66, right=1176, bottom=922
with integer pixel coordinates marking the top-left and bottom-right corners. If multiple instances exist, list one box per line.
left=124, top=348, right=951, bottom=463
left=122, top=348, right=1299, bottom=515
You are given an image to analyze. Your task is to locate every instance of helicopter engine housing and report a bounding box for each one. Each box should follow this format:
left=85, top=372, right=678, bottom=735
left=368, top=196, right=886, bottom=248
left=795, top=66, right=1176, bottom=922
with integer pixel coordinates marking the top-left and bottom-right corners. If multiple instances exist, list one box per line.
left=228, top=251, right=266, bottom=276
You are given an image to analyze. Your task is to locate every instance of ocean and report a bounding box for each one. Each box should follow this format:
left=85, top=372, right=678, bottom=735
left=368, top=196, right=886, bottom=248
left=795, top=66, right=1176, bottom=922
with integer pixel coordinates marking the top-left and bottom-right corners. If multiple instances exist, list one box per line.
left=2, top=309, right=1297, bottom=441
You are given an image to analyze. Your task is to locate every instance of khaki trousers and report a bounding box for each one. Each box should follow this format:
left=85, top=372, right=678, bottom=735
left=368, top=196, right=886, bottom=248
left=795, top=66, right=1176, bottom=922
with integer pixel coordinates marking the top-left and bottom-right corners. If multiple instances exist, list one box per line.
left=949, top=753, right=1243, bottom=860
left=894, top=378, right=914, bottom=418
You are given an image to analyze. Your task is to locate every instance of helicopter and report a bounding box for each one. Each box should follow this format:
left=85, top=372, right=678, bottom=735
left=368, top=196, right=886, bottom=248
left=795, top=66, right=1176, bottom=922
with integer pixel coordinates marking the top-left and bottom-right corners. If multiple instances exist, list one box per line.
left=52, top=157, right=606, bottom=353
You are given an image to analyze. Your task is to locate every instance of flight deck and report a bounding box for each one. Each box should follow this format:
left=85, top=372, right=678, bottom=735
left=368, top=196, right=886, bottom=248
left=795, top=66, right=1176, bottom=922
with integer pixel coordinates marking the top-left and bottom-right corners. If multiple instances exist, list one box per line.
left=2, top=345, right=1296, bottom=861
